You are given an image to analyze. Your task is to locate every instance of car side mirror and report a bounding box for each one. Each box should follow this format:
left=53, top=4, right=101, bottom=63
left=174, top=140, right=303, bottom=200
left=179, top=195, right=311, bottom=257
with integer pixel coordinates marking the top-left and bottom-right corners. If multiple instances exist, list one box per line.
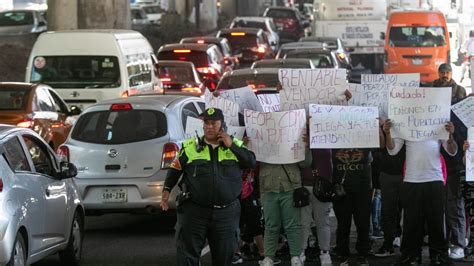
left=38, top=21, right=46, bottom=27
left=69, top=105, right=82, bottom=116
left=59, top=162, right=77, bottom=179
left=380, top=32, right=386, bottom=40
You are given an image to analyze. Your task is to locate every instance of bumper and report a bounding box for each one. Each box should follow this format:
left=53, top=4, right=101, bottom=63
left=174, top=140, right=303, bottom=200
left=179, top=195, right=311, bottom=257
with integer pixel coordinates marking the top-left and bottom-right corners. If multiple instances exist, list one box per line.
left=0, top=218, right=15, bottom=264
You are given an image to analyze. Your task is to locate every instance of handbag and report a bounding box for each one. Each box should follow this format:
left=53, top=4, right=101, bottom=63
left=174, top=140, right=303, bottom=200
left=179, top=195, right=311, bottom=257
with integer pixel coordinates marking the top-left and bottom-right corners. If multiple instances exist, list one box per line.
left=312, top=169, right=334, bottom=202
left=282, top=165, right=310, bottom=208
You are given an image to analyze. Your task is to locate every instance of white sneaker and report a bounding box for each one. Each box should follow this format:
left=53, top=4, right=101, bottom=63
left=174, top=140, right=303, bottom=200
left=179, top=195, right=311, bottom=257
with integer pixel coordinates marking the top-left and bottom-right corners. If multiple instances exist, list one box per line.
left=449, top=246, right=465, bottom=260
left=291, top=256, right=303, bottom=266
left=320, top=251, right=332, bottom=266
left=393, top=237, right=401, bottom=248
left=260, top=257, right=274, bottom=266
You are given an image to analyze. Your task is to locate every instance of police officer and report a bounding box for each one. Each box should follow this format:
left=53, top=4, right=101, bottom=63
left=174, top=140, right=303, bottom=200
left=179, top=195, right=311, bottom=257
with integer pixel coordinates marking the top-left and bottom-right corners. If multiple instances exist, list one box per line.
left=160, top=107, right=257, bottom=266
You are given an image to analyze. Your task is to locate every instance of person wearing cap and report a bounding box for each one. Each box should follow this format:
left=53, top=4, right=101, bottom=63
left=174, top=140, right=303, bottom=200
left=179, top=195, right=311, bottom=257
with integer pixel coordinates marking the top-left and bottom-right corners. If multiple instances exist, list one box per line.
left=160, top=107, right=256, bottom=266
left=433, top=63, right=468, bottom=260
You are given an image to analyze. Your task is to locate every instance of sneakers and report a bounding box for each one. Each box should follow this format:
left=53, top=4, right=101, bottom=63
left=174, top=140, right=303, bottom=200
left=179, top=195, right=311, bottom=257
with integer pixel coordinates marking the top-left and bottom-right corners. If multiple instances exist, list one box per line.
left=231, top=253, right=243, bottom=264
left=260, top=257, right=274, bottom=266
left=448, top=246, right=465, bottom=260
left=375, top=246, right=395, bottom=257
left=357, top=256, right=369, bottom=265
left=393, top=237, right=401, bottom=248
left=320, top=251, right=332, bottom=266
left=290, top=256, right=303, bottom=266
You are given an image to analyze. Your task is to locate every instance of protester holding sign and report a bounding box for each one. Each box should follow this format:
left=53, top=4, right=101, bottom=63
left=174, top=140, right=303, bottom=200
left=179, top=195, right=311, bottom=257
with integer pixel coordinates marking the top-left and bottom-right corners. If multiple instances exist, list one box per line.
left=383, top=119, right=457, bottom=265
left=434, top=63, right=468, bottom=260
left=255, top=134, right=312, bottom=266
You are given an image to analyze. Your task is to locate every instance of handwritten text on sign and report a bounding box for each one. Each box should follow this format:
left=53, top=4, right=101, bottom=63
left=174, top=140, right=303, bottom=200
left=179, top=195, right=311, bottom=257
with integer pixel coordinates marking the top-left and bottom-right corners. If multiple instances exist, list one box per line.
left=244, top=109, right=306, bottom=164
left=388, top=87, right=452, bottom=141
left=204, top=89, right=240, bottom=126
left=467, top=128, right=474, bottom=182
left=257, top=94, right=280, bottom=112
left=451, top=96, right=474, bottom=128
left=218, top=86, right=263, bottom=113
left=309, top=104, right=380, bottom=148
left=350, top=73, right=420, bottom=118
left=278, top=68, right=347, bottom=112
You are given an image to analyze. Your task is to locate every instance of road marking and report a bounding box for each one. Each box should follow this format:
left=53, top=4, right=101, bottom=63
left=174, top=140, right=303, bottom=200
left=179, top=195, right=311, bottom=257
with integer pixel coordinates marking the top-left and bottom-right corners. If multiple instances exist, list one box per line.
left=201, top=245, right=210, bottom=256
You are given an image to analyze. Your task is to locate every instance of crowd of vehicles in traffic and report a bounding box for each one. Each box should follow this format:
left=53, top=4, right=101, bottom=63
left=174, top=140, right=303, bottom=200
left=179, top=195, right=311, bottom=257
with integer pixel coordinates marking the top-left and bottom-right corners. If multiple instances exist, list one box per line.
left=0, top=1, right=462, bottom=265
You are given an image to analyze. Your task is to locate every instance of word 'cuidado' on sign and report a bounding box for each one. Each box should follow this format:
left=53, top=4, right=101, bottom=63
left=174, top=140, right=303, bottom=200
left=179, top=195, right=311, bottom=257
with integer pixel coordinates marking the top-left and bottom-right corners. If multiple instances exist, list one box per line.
left=309, top=104, right=380, bottom=149
left=388, top=87, right=452, bottom=141
left=244, top=109, right=306, bottom=164
left=278, top=68, right=347, bottom=112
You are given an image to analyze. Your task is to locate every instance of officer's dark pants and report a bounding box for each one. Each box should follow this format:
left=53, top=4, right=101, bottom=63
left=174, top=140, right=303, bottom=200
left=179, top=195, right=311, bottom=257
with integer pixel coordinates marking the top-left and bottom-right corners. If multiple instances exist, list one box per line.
left=175, top=200, right=240, bottom=266
left=400, top=181, right=448, bottom=261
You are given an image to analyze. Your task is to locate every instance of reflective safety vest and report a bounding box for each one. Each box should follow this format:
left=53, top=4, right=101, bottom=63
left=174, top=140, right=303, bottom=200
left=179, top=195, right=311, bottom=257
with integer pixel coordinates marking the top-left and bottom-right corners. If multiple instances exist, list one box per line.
left=182, top=137, right=244, bottom=164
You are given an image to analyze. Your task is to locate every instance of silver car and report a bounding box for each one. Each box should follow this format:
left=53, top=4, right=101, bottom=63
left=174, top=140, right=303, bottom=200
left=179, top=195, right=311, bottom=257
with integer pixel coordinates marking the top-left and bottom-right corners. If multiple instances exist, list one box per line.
left=59, top=95, right=205, bottom=215
left=0, top=9, right=47, bottom=36
left=0, top=125, right=84, bottom=266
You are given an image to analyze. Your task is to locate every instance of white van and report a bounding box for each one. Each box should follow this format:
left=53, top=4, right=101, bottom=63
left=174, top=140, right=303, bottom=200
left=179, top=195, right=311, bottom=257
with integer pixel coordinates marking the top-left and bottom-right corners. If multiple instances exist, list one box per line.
left=26, top=30, right=161, bottom=108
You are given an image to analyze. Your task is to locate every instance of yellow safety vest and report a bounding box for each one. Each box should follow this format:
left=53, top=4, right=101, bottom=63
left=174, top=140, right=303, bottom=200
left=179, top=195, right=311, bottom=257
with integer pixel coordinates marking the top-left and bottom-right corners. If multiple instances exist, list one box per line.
left=182, top=137, right=244, bottom=164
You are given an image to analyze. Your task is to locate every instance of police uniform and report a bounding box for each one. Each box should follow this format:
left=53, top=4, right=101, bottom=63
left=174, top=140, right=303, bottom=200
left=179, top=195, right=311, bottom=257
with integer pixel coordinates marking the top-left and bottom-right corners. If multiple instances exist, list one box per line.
left=163, top=108, right=256, bottom=266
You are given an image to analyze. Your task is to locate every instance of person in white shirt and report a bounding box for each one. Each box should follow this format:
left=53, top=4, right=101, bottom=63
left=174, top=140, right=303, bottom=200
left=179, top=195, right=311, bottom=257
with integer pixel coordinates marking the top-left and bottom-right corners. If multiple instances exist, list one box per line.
left=383, top=120, right=457, bottom=265
left=460, top=30, right=474, bottom=83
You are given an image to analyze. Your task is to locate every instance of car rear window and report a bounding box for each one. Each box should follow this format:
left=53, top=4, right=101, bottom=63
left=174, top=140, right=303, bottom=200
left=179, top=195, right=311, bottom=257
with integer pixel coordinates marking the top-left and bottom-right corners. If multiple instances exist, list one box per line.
left=159, top=65, right=196, bottom=83
left=157, top=51, right=209, bottom=68
left=253, top=61, right=311, bottom=69
left=266, top=9, right=296, bottom=19
left=0, top=89, right=30, bottom=110
left=0, top=11, right=34, bottom=26
left=72, top=110, right=167, bottom=144
left=217, top=73, right=279, bottom=90
left=285, top=52, right=334, bottom=68
left=219, top=34, right=258, bottom=52
left=232, top=20, right=266, bottom=30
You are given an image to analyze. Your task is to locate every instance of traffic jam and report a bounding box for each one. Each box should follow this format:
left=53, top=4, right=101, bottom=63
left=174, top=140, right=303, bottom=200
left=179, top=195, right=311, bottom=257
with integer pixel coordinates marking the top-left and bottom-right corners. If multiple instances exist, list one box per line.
left=1, top=0, right=474, bottom=265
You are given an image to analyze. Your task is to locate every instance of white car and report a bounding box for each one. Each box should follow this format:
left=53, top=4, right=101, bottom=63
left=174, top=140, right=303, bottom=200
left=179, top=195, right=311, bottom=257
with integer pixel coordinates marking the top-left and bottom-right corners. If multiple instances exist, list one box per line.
left=229, top=16, right=280, bottom=52
left=58, top=95, right=206, bottom=215
left=141, top=4, right=162, bottom=25
left=0, top=125, right=84, bottom=265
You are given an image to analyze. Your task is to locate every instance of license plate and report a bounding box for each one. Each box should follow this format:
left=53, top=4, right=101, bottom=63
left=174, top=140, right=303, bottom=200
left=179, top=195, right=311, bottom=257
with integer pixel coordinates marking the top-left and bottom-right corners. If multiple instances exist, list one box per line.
left=412, top=58, right=423, bottom=65
left=102, top=188, right=127, bottom=203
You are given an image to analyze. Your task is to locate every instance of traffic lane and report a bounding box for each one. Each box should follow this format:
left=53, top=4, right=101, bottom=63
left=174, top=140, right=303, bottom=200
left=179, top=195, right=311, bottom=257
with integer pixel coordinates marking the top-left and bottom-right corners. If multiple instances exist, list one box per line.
left=32, top=213, right=178, bottom=266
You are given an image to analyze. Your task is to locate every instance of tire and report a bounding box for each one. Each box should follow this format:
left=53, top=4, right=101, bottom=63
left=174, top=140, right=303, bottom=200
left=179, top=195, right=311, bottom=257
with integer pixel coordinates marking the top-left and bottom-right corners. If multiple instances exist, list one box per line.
left=6, top=233, right=26, bottom=266
left=59, top=211, right=84, bottom=266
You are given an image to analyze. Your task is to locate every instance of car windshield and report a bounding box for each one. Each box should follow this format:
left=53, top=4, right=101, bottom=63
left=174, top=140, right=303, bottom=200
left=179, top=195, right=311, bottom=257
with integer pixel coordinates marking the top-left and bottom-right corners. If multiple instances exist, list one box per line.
left=286, top=52, right=334, bottom=68
left=30, top=56, right=121, bottom=89
left=131, top=9, right=145, bottom=19
left=71, top=110, right=167, bottom=144
left=233, top=20, right=266, bottom=30
left=266, top=9, right=296, bottom=19
left=218, top=73, right=279, bottom=90
left=389, top=26, right=447, bottom=47
left=158, top=51, right=209, bottom=68
left=0, top=11, right=34, bottom=26
left=219, top=34, right=258, bottom=52
left=143, top=6, right=161, bottom=14
left=159, top=65, right=197, bottom=83
left=0, top=89, right=30, bottom=110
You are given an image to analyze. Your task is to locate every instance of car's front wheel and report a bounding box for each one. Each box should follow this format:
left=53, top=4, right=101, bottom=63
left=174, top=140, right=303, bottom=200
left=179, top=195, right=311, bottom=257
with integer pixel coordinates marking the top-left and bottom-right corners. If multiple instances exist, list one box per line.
left=7, top=233, right=26, bottom=266
left=59, top=211, right=84, bottom=266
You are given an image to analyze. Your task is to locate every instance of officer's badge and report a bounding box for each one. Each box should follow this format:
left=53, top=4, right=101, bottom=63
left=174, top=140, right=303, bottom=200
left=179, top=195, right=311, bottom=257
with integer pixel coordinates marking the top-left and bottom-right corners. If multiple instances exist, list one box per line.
left=207, top=108, right=215, bottom=115
left=170, top=157, right=182, bottom=171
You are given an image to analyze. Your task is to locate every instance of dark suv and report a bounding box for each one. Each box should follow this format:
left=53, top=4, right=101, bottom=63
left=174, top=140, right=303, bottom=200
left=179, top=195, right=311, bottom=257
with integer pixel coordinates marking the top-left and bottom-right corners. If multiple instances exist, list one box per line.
left=179, top=36, right=238, bottom=69
left=263, top=6, right=308, bottom=42
left=217, top=27, right=274, bottom=66
left=157, top=43, right=230, bottom=90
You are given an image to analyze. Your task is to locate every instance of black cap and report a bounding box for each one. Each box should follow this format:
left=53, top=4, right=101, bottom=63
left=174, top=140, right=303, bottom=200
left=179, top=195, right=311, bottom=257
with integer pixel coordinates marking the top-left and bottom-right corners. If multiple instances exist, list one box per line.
left=438, top=63, right=452, bottom=72
left=199, top=108, right=224, bottom=121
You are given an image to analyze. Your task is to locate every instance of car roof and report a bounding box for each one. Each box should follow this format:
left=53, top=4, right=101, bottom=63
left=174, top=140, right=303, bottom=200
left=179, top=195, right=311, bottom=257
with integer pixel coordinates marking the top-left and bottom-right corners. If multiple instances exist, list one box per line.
left=253, top=58, right=312, bottom=66
left=222, top=68, right=279, bottom=78
left=0, top=82, right=38, bottom=91
left=286, top=48, right=332, bottom=55
left=0, top=125, right=30, bottom=141
left=157, top=60, right=196, bottom=67
left=158, top=43, right=215, bottom=52
left=219, top=27, right=263, bottom=35
left=266, top=6, right=296, bottom=11
left=280, top=41, right=325, bottom=49
left=300, top=36, right=339, bottom=42
left=180, top=36, right=224, bottom=44
left=233, top=17, right=270, bottom=22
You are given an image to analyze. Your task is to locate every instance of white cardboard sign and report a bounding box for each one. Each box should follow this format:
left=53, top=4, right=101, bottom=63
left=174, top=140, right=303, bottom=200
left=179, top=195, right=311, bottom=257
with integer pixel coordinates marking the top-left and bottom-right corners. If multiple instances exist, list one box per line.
left=278, top=68, right=348, bottom=112
left=451, top=96, right=474, bottom=128
left=244, top=109, right=306, bottom=164
left=204, top=89, right=240, bottom=126
left=309, top=104, right=380, bottom=148
left=218, top=86, right=263, bottom=112
left=185, top=116, right=204, bottom=139
left=257, top=94, right=280, bottom=112
left=388, top=87, right=452, bottom=141
left=467, top=127, right=474, bottom=182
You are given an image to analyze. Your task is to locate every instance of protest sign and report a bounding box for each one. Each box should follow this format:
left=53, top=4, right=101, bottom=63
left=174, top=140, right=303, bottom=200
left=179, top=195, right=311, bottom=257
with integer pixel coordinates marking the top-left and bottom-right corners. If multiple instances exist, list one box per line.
left=218, top=86, right=263, bottom=112
left=227, top=126, right=246, bottom=140
left=309, top=104, right=379, bottom=149
left=467, top=127, right=474, bottom=182
left=349, top=74, right=420, bottom=118
left=185, top=116, right=204, bottom=139
left=388, top=87, right=451, bottom=141
left=204, top=89, right=240, bottom=126
left=244, top=109, right=306, bottom=164
left=278, top=69, right=347, bottom=112
left=451, top=96, right=474, bottom=128
left=257, top=93, right=280, bottom=112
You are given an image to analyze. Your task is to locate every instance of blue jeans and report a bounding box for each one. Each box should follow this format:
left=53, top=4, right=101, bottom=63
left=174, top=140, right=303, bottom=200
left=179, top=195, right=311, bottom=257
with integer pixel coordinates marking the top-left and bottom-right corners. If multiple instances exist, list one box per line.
left=372, top=189, right=382, bottom=235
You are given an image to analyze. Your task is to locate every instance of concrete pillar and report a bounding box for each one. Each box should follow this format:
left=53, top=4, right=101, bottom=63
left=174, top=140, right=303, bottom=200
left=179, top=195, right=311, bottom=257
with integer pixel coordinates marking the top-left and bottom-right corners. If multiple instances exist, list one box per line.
left=221, top=0, right=236, bottom=18
left=47, top=0, right=78, bottom=30
left=77, top=0, right=131, bottom=29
